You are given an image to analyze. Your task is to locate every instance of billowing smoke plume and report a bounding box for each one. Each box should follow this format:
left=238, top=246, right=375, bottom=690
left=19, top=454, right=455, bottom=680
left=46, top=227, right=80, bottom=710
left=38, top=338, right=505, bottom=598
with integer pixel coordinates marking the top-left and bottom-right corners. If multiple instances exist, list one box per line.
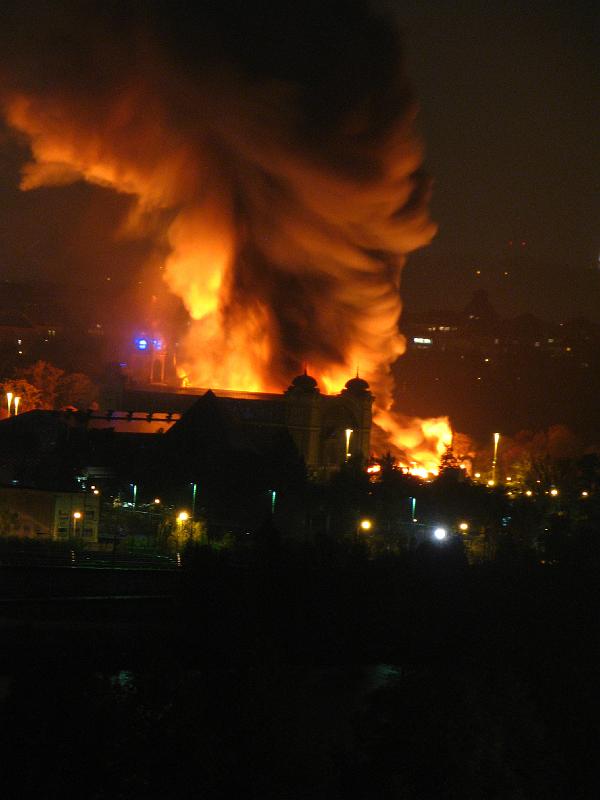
left=0, top=1, right=450, bottom=467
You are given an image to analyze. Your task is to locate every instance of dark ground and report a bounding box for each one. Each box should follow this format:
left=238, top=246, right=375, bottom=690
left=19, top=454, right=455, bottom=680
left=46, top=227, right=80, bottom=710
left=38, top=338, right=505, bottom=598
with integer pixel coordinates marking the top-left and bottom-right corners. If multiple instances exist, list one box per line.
left=1, top=546, right=598, bottom=799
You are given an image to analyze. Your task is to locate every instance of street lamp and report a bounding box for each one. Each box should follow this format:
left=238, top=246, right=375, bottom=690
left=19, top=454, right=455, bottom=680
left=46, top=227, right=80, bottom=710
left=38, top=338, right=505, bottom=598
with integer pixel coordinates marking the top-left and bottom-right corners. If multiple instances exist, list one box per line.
left=458, top=522, right=469, bottom=533
left=73, top=510, right=82, bottom=537
left=345, top=428, right=353, bottom=460
left=358, top=518, right=372, bottom=532
left=6, top=392, right=13, bottom=417
left=191, top=482, right=197, bottom=518
left=492, top=432, right=500, bottom=484
left=14, top=396, right=21, bottom=415
left=409, top=496, right=417, bottom=522
left=433, top=527, right=447, bottom=541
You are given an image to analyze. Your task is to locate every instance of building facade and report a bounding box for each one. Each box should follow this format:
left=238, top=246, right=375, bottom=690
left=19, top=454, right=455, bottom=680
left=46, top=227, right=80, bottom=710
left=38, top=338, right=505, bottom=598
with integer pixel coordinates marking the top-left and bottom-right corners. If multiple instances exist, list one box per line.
left=0, top=486, right=100, bottom=542
left=118, top=371, right=374, bottom=475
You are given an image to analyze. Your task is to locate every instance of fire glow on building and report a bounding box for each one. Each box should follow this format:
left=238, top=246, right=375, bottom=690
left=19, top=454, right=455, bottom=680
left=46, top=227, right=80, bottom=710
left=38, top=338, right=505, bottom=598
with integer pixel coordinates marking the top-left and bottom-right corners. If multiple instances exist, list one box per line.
left=0, top=3, right=452, bottom=474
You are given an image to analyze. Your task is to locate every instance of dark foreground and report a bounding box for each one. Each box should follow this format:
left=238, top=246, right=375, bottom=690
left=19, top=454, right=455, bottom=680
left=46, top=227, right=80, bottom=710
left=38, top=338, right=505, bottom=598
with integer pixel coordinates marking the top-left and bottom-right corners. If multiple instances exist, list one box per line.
left=1, top=544, right=599, bottom=799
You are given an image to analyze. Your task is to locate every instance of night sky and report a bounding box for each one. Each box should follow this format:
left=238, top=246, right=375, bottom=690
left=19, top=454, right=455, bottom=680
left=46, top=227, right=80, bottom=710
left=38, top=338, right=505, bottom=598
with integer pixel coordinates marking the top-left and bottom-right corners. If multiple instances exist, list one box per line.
left=0, top=1, right=597, bottom=322
left=399, top=0, right=598, bottom=321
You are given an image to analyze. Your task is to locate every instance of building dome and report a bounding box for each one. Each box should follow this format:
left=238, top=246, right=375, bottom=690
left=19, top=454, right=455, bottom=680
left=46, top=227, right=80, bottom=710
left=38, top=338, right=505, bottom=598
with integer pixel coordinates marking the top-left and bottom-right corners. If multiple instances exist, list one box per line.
left=343, top=376, right=371, bottom=395
left=287, top=371, right=319, bottom=393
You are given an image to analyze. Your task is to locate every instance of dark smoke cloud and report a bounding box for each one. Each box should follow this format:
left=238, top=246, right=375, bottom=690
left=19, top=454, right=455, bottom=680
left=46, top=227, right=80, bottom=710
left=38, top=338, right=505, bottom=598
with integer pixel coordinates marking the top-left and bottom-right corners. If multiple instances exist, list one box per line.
left=0, top=1, right=446, bottom=461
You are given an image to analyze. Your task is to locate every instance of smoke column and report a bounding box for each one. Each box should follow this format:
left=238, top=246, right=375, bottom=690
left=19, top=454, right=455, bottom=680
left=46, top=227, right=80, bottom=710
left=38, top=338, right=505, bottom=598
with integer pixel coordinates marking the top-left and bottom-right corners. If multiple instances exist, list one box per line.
left=0, top=1, right=451, bottom=467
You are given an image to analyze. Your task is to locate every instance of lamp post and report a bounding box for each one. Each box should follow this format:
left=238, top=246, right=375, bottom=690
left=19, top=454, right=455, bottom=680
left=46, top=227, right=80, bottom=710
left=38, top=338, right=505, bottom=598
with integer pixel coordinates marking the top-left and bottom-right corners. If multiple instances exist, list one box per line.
left=191, top=482, right=197, bottom=518
left=356, top=517, right=372, bottom=541
left=345, top=428, right=353, bottom=461
left=73, top=510, right=82, bottom=538
left=409, top=496, right=417, bottom=522
left=492, top=432, right=500, bottom=484
left=176, top=510, right=189, bottom=552
left=6, top=392, right=13, bottom=417
left=14, top=396, right=20, bottom=415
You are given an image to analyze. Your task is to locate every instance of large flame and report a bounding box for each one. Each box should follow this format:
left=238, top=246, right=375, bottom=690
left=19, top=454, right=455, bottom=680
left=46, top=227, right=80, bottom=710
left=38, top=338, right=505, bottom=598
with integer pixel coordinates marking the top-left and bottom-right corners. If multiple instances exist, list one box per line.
left=0, top=2, right=451, bottom=472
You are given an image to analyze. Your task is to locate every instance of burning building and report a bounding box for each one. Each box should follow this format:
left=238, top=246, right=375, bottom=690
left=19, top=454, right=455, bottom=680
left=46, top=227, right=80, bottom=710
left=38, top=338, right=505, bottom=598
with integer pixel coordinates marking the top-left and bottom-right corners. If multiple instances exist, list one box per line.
left=120, top=369, right=373, bottom=475
left=0, top=2, right=452, bottom=474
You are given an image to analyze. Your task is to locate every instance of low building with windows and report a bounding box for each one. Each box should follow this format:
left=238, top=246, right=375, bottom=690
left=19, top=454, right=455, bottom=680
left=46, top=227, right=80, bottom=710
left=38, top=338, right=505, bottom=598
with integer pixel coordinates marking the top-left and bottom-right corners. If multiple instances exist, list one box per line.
left=0, top=485, right=100, bottom=542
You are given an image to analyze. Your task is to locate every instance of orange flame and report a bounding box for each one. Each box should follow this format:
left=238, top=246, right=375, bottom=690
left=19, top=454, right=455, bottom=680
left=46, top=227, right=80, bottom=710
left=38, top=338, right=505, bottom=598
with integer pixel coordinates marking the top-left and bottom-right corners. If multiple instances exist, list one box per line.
left=0, top=14, right=451, bottom=472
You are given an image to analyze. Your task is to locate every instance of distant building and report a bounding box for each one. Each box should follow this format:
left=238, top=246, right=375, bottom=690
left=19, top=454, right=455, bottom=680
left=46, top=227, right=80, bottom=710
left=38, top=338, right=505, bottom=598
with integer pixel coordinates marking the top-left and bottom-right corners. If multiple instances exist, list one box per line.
left=0, top=485, right=99, bottom=541
left=119, top=371, right=374, bottom=474
left=0, top=373, right=374, bottom=519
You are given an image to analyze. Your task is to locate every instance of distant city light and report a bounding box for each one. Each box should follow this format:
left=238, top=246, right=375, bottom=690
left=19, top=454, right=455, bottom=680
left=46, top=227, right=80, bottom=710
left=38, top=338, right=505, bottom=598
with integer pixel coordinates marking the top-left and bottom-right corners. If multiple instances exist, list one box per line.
left=487, top=479, right=495, bottom=487
left=459, top=522, right=469, bottom=532
left=135, top=336, right=149, bottom=351
left=474, top=472, right=481, bottom=479
left=433, top=527, right=447, bottom=541
left=550, top=488, right=559, bottom=497
left=413, top=337, right=432, bottom=345
left=154, top=498, right=161, bottom=504
left=73, top=511, right=82, bottom=519
left=177, top=511, right=189, bottom=522
left=152, top=338, right=164, bottom=350
left=581, top=491, right=589, bottom=498
left=359, top=519, right=372, bottom=531
left=93, top=489, right=100, bottom=495
left=525, top=490, right=533, bottom=497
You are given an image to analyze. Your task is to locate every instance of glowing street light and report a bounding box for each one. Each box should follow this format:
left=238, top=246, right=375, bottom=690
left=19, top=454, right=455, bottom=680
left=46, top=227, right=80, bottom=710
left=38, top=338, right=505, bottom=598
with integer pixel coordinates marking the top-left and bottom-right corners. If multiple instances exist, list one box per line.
left=154, top=497, right=161, bottom=504
left=525, top=490, right=533, bottom=497
left=359, top=518, right=372, bottom=531
left=177, top=511, right=189, bottom=523
left=14, top=396, right=21, bottom=415
left=492, top=432, right=500, bottom=484
left=581, top=490, right=589, bottom=498
left=550, top=488, right=559, bottom=497
left=6, top=391, right=13, bottom=416
left=458, top=522, right=469, bottom=532
left=433, top=527, right=447, bottom=541
left=345, top=428, right=353, bottom=461
left=191, top=482, right=197, bottom=518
